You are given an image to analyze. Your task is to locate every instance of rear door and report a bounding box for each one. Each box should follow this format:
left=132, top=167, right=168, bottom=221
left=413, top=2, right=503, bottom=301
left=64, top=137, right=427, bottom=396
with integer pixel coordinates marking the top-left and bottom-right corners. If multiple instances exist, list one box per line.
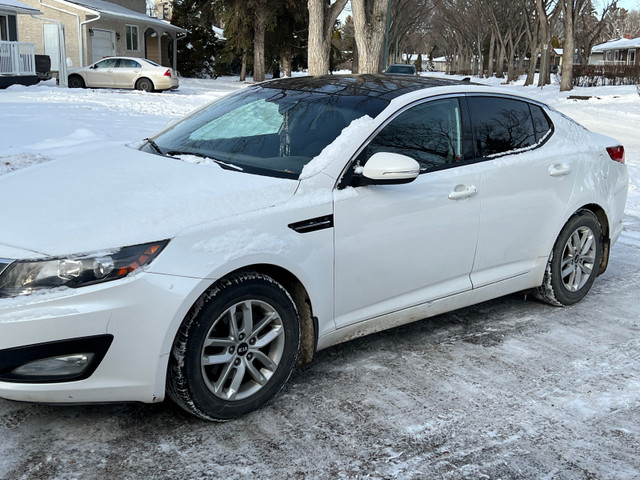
left=112, top=58, right=141, bottom=88
left=466, top=95, right=578, bottom=287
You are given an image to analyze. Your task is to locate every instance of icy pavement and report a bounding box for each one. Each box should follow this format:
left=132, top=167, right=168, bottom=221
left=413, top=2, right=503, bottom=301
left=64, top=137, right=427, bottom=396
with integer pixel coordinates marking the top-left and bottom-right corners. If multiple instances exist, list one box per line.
left=0, top=75, right=639, bottom=479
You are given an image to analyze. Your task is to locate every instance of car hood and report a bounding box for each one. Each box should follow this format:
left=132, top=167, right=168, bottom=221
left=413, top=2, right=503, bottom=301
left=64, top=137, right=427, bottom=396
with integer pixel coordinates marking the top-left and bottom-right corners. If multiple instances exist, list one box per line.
left=0, top=146, right=298, bottom=258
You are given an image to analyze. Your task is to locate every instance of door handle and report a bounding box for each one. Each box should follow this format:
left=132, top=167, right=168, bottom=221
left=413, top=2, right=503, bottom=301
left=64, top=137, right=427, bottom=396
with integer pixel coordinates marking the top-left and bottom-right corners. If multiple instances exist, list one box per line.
left=448, top=185, right=477, bottom=200
left=549, top=163, right=571, bottom=176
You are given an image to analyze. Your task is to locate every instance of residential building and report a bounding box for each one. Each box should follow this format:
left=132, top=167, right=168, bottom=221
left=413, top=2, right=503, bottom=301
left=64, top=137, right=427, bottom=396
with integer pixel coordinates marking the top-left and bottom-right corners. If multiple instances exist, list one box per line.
left=590, top=35, right=640, bottom=66
left=0, top=0, right=41, bottom=87
left=16, top=0, right=186, bottom=73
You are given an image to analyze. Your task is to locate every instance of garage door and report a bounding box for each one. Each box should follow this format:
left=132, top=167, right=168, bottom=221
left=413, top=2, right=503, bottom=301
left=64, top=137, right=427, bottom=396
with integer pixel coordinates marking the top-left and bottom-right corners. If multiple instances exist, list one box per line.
left=92, top=29, right=115, bottom=63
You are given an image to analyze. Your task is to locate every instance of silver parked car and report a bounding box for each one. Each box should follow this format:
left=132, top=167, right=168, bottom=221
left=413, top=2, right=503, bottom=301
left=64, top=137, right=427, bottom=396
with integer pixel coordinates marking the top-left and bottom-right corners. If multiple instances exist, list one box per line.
left=68, top=57, right=179, bottom=92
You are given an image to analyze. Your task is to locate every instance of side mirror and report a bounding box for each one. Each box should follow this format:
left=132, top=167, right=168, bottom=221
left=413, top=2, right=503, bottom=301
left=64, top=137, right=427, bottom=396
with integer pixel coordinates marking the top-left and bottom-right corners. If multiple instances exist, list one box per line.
left=360, top=152, right=420, bottom=185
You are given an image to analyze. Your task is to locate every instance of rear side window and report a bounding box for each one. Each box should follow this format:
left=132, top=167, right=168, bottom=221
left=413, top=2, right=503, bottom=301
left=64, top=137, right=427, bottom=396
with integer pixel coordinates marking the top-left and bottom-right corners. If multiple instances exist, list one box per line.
left=530, top=104, right=552, bottom=142
left=468, top=97, right=537, bottom=157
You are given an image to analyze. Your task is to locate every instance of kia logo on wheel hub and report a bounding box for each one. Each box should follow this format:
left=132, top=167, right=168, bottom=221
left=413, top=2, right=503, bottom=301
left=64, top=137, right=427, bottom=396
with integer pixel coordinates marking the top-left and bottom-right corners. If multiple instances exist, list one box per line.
left=237, top=343, right=249, bottom=356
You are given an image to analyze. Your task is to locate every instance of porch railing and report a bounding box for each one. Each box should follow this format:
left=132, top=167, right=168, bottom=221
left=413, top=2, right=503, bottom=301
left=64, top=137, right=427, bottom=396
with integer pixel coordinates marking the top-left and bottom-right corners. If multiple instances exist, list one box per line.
left=0, top=41, right=36, bottom=76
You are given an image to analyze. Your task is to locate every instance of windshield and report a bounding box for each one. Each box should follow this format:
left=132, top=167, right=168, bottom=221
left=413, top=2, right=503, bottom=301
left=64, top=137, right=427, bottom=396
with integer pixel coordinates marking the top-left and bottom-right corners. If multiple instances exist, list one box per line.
left=145, top=85, right=389, bottom=179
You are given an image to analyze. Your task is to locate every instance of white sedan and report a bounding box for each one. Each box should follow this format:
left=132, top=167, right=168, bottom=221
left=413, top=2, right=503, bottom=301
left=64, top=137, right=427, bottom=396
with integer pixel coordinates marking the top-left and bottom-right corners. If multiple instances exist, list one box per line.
left=0, top=75, right=628, bottom=420
left=67, top=56, right=179, bottom=92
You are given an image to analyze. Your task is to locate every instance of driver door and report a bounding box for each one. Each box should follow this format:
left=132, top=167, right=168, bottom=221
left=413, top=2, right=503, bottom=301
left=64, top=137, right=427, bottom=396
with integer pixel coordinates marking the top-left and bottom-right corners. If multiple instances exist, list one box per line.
left=333, top=97, right=481, bottom=328
left=85, top=58, right=117, bottom=87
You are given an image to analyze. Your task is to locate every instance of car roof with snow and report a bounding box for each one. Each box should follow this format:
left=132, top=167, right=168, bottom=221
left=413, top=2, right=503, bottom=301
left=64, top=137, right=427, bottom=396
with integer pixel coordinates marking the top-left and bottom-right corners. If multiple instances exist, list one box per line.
left=260, top=74, right=478, bottom=101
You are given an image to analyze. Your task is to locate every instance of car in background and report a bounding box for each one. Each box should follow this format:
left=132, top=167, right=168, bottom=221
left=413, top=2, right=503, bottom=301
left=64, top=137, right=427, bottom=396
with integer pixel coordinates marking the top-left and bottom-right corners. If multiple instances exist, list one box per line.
left=67, top=57, right=178, bottom=92
left=385, top=63, right=417, bottom=75
left=0, top=75, right=628, bottom=421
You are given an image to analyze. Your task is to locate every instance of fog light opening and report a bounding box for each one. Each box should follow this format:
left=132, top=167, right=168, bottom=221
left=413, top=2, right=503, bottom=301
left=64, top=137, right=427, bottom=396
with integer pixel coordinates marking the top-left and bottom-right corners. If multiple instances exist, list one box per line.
left=12, top=353, right=95, bottom=377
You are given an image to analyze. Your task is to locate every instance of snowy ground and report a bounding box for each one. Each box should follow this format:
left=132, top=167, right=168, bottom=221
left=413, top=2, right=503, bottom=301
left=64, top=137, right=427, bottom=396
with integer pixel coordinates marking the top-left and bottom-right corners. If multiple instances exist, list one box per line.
left=0, top=74, right=639, bottom=479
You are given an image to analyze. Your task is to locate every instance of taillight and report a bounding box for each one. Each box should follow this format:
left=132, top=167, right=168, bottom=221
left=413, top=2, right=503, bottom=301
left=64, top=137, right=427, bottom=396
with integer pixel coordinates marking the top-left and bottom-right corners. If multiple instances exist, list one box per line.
left=163, top=69, right=172, bottom=77
left=606, top=145, right=625, bottom=164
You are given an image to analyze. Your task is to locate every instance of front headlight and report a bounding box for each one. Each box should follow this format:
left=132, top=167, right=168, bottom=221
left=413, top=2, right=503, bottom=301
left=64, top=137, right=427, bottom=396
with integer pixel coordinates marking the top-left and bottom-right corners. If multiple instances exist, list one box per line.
left=0, top=240, right=168, bottom=297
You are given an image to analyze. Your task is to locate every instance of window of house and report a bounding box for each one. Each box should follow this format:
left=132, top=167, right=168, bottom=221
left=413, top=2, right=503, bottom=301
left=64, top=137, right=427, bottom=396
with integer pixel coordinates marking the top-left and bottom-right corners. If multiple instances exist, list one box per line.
left=0, top=15, right=8, bottom=41
left=125, top=25, right=139, bottom=51
left=467, top=97, right=537, bottom=157
left=629, top=49, right=636, bottom=66
left=359, top=98, right=463, bottom=173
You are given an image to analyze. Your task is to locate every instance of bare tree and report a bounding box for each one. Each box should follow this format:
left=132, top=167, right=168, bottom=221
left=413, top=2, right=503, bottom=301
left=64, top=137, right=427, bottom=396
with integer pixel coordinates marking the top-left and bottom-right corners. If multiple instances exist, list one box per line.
left=481, top=0, right=527, bottom=81
left=603, top=6, right=640, bottom=39
left=575, top=0, right=618, bottom=65
left=385, top=0, right=434, bottom=67
left=559, top=0, right=594, bottom=91
left=352, top=0, right=390, bottom=73
left=308, top=0, right=349, bottom=75
left=535, top=0, right=562, bottom=86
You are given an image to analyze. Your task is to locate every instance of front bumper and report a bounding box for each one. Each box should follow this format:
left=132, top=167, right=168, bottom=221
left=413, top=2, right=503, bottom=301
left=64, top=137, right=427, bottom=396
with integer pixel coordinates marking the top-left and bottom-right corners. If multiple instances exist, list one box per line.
left=0, top=271, right=204, bottom=404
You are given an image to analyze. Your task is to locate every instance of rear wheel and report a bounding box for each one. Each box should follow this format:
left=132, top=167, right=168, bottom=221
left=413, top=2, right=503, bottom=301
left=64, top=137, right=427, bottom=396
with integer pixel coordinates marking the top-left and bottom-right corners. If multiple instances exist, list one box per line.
left=534, top=210, right=604, bottom=306
left=135, top=78, right=154, bottom=92
left=167, top=272, right=300, bottom=421
left=68, top=75, right=85, bottom=88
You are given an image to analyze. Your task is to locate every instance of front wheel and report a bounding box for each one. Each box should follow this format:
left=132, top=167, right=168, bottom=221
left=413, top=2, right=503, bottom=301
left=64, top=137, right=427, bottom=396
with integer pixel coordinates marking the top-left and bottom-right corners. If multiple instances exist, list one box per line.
left=534, top=210, right=604, bottom=306
left=68, top=75, right=85, bottom=88
left=167, top=272, right=300, bottom=421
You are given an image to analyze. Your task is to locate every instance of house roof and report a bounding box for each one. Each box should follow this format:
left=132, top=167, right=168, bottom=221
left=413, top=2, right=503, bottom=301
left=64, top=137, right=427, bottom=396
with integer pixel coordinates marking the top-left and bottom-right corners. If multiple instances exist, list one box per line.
left=60, top=0, right=186, bottom=34
left=592, top=37, right=640, bottom=52
left=0, top=0, right=42, bottom=14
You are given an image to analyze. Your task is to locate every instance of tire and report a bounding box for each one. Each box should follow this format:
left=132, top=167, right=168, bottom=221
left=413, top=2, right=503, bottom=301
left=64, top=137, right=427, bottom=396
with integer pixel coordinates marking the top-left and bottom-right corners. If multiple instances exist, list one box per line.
left=68, top=75, right=85, bottom=88
left=167, top=272, right=300, bottom=421
left=534, top=210, right=604, bottom=306
left=135, top=78, right=154, bottom=92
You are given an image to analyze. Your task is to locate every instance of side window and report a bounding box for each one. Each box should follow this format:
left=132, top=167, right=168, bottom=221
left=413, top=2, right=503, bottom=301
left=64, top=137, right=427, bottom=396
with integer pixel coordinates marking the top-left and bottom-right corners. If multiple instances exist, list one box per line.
left=530, top=104, right=552, bottom=142
left=468, top=97, right=536, bottom=157
left=118, top=59, right=141, bottom=68
left=361, top=98, right=463, bottom=172
left=95, top=58, right=118, bottom=68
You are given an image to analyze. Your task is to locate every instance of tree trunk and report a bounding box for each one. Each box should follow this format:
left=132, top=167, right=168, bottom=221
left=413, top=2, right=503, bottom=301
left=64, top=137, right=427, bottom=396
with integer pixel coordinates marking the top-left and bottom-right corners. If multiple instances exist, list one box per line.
left=507, top=35, right=517, bottom=82
left=352, top=0, right=389, bottom=74
left=307, top=0, right=327, bottom=75
left=281, top=45, right=292, bottom=77
left=352, top=42, right=359, bottom=73
left=253, top=5, right=267, bottom=82
left=307, top=0, right=349, bottom=76
left=560, top=1, right=574, bottom=92
left=240, top=49, right=247, bottom=82
left=495, top=41, right=505, bottom=78
left=524, top=46, right=539, bottom=86
left=487, top=31, right=495, bottom=78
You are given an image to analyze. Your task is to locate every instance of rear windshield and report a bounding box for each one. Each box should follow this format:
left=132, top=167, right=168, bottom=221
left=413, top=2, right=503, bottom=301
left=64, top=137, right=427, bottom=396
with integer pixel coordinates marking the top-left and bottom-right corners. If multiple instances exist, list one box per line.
left=147, top=86, right=389, bottom=179
left=386, top=65, right=416, bottom=75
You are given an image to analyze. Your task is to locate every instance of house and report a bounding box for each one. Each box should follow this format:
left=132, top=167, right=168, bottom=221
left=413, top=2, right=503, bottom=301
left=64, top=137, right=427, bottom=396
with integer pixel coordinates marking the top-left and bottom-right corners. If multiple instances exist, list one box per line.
left=0, top=0, right=41, bottom=87
left=590, top=36, right=640, bottom=66
left=16, top=0, right=186, bottom=74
